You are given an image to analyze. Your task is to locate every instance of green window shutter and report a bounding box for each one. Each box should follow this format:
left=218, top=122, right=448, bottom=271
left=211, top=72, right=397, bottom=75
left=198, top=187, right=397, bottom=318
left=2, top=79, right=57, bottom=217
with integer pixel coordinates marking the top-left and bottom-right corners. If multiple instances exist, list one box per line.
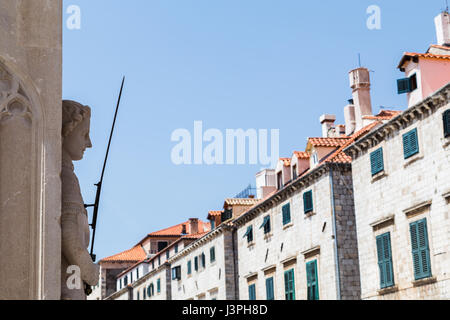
left=306, top=260, right=319, bottom=300
left=410, top=219, right=432, bottom=280
left=194, top=257, right=198, bottom=271
left=376, top=233, right=395, bottom=288
left=201, top=253, right=206, bottom=268
left=266, top=277, right=274, bottom=300
left=248, top=284, right=256, bottom=300
left=284, top=269, right=296, bottom=300
left=260, top=216, right=271, bottom=234
left=403, top=128, right=419, bottom=159
left=282, top=203, right=291, bottom=225
left=444, top=110, right=450, bottom=137
left=397, top=77, right=411, bottom=94
left=210, top=247, right=216, bottom=263
left=243, top=226, right=253, bottom=242
left=370, top=148, right=384, bottom=176
left=157, top=279, right=161, bottom=293
left=303, top=191, right=313, bottom=214
left=187, top=260, right=191, bottom=274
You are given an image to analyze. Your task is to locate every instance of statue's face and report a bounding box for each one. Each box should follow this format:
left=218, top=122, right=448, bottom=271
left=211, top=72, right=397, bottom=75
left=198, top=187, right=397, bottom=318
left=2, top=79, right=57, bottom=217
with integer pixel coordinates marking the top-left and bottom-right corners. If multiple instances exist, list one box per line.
left=63, top=116, right=92, bottom=161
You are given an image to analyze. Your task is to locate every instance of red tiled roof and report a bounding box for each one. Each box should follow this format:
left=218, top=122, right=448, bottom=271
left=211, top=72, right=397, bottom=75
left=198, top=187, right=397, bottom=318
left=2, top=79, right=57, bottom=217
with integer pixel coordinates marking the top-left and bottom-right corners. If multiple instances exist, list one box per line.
left=325, top=121, right=383, bottom=164
left=363, top=110, right=401, bottom=120
left=308, top=137, right=351, bottom=148
left=148, top=220, right=209, bottom=237
left=207, top=210, right=222, bottom=219
left=100, top=245, right=147, bottom=263
left=398, top=52, right=450, bottom=68
left=293, top=151, right=310, bottom=159
left=224, top=198, right=261, bottom=206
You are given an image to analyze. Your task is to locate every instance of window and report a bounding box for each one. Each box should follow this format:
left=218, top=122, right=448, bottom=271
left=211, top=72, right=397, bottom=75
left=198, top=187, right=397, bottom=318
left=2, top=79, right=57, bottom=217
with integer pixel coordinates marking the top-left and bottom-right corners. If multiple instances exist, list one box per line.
left=175, top=244, right=178, bottom=254
left=210, top=247, right=216, bottom=263
left=187, top=260, right=192, bottom=275
left=119, top=278, right=122, bottom=289
left=243, top=225, right=253, bottom=243
left=158, top=256, right=161, bottom=266
left=152, top=261, right=154, bottom=269
left=303, top=190, right=313, bottom=214
left=266, top=277, right=274, bottom=300
left=123, top=276, right=128, bottom=286
left=166, top=251, right=169, bottom=260
left=222, top=209, right=232, bottom=221
left=410, top=219, right=432, bottom=280
left=403, top=128, right=419, bottom=159
left=312, top=152, right=319, bottom=165
left=157, top=279, right=161, bottom=293
left=397, top=73, right=418, bottom=94
left=292, top=164, right=297, bottom=180
left=143, top=287, right=146, bottom=299
left=171, top=266, right=181, bottom=280
left=158, top=241, right=168, bottom=252
left=260, top=216, right=271, bottom=234
left=277, top=171, right=283, bottom=190
left=201, top=253, right=206, bottom=269
left=211, top=219, right=215, bottom=230
left=248, top=284, right=256, bottom=300
left=370, top=148, right=384, bottom=176
left=306, top=260, right=319, bottom=300
left=444, top=110, right=450, bottom=137
left=147, top=283, right=154, bottom=297
left=376, top=233, right=394, bottom=288
left=284, top=269, right=296, bottom=300
left=194, top=256, right=199, bottom=271
left=136, top=269, right=139, bottom=279
left=137, top=291, right=140, bottom=300
left=130, top=273, right=133, bottom=283
left=282, top=203, right=291, bottom=225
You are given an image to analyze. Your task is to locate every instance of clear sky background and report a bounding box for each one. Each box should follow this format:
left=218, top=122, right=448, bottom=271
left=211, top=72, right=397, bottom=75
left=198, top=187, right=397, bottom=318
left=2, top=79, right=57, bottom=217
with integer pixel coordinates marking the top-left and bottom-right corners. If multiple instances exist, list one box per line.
left=62, top=0, right=448, bottom=260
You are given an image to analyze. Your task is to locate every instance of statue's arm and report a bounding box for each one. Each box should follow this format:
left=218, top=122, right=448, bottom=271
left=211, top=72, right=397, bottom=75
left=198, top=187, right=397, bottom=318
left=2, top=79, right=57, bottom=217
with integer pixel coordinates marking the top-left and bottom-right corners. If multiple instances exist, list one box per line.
left=61, top=208, right=99, bottom=286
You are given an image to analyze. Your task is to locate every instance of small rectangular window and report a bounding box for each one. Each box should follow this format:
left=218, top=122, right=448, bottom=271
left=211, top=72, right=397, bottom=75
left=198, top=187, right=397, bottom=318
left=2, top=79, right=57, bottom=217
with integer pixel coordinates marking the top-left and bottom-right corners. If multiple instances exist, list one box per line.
left=175, top=243, right=178, bottom=254
left=260, top=216, right=271, bottom=234
left=376, top=233, right=395, bottom=289
left=248, top=284, right=256, bottom=300
left=243, top=225, right=253, bottom=243
left=277, top=171, right=283, bottom=190
left=397, top=74, right=417, bottom=94
left=303, top=190, right=314, bottom=214
left=410, top=219, right=432, bottom=280
left=292, top=165, right=298, bottom=180
left=201, top=253, right=206, bottom=268
left=403, top=128, right=419, bottom=159
left=266, top=277, right=274, bottom=300
left=210, top=247, right=216, bottom=263
left=443, top=110, right=450, bottom=137
left=284, top=269, right=296, bottom=300
left=187, top=260, right=192, bottom=275
left=157, top=279, right=161, bottom=293
left=370, top=148, right=384, bottom=176
left=171, top=266, right=181, bottom=280
left=306, top=260, right=319, bottom=300
left=194, top=257, right=199, bottom=271
left=282, top=203, right=291, bottom=225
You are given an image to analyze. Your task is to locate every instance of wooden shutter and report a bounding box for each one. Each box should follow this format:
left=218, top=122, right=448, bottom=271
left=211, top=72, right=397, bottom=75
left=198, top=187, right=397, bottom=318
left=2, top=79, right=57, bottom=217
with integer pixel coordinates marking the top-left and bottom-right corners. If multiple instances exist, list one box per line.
left=370, top=148, right=384, bottom=176
left=210, top=247, right=215, bottom=262
left=397, top=77, right=411, bottom=94
left=376, top=233, right=394, bottom=288
left=306, top=260, right=319, bottom=300
left=403, top=129, right=419, bottom=159
left=282, top=203, right=291, bottom=225
left=187, top=260, right=191, bottom=274
left=444, top=110, right=450, bottom=137
left=266, top=277, right=274, bottom=300
left=284, top=269, right=295, bottom=300
left=248, top=284, right=256, bottom=300
left=410, top=219, right=432, bottom=280
left=303, top=191, right=313, bottom=214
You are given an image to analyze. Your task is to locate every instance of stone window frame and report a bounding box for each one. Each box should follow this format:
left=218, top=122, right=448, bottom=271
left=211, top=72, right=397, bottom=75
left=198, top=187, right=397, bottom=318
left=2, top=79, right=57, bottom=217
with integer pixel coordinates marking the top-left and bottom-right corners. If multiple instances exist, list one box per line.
left=371, top=217, right=399, bottom=295
left=403, top=206, right=437, bottom=287
left=245, top=273, right=258, bottom=300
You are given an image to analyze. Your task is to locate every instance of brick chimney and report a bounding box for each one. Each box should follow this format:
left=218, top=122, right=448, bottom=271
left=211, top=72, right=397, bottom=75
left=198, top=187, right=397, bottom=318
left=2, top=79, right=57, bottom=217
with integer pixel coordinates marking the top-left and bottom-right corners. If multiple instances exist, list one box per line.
left=435, top=11, right=450, bottom=46
left=320, top=114, right=336, bottom=137
left=349, top=67, right=373, bottom=131
left=188, top=218, right=199, bottom=234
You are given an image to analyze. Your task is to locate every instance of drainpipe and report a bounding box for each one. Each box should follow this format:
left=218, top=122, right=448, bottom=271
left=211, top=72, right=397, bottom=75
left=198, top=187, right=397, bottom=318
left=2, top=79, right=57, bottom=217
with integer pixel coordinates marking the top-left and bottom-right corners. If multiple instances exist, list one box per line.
left=329, top=165, right=342, bottom=300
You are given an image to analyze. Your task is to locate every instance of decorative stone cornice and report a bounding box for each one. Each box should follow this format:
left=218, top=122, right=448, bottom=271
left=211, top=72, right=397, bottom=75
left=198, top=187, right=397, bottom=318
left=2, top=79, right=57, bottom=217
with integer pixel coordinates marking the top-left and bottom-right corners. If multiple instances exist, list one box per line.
left=344, top=82, right=450, bottom=160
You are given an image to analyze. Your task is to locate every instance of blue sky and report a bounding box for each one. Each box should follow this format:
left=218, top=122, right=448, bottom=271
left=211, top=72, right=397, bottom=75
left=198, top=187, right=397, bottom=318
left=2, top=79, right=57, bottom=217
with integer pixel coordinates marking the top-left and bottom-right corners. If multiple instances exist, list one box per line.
left=62, top=0, right=447, bottom=260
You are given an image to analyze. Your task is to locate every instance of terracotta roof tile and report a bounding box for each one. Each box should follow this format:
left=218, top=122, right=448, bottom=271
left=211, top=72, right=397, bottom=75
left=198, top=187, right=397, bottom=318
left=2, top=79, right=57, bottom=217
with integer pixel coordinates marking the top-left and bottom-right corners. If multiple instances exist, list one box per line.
left=308, top=137, right=351, bottom=148
left=148, top=220, right=209, bottom=237
left=279, top=158, right=291, bottom=166
left=398, top=52, right=450, bottom=68
left=293, top=151, right=310, bottom=159
left=363, top=110, right=402, bottom=120
left=207, top=210, right=222, bottom=219
left=100, top=245, right=147, bottom=263
left=224, top=198, right=261, bottom=206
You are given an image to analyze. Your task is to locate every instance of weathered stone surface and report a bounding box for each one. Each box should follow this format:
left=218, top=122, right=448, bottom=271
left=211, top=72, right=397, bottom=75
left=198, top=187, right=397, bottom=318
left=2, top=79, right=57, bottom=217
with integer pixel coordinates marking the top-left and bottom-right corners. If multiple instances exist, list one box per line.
left=0, top=0, right=62, bottom=300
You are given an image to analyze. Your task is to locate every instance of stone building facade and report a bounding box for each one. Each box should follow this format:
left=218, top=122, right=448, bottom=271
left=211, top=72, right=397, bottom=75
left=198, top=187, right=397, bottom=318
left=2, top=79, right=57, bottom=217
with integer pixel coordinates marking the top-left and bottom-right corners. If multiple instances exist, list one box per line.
left=345, top=83, right=450, bottom=299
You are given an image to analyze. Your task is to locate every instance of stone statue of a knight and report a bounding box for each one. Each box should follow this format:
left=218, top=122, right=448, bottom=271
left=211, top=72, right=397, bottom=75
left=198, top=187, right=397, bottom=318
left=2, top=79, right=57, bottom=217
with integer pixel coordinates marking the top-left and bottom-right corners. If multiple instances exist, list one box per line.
left=61, top=100, right=99, bottom=300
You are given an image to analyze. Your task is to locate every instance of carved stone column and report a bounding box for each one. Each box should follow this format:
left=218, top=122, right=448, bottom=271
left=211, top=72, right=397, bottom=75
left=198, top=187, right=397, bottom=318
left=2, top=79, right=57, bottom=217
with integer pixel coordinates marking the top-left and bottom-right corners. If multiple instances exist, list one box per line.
left=0, top=0, right=62, bottom=300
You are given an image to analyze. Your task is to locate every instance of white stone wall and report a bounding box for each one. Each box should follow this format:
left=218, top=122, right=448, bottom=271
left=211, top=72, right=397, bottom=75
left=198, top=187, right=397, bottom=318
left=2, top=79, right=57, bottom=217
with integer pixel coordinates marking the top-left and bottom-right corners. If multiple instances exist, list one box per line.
left=351, top=103, right=450, bottom=299
left=170, top=233, right=229, bottom=300
left=133, top=266, right=170, bottom=301
left=237, top=173, right=342, bottom=300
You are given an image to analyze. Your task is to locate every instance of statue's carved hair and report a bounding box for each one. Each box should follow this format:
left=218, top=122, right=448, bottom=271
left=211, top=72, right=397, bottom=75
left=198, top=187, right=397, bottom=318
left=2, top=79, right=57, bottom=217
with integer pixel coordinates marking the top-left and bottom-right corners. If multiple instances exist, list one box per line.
left=62, top=100, right=91, bottom=137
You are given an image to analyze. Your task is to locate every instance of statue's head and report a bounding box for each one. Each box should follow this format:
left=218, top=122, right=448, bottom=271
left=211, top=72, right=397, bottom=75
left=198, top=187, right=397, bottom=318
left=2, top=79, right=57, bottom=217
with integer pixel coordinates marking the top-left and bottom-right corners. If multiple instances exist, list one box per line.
left=62, top=100, right=92, bottom=161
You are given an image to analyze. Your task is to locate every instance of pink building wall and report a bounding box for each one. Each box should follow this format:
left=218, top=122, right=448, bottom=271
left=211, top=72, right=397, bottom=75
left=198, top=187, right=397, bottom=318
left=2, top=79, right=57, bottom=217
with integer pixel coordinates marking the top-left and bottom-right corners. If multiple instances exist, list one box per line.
left=419, top=58, right=450, bottom=98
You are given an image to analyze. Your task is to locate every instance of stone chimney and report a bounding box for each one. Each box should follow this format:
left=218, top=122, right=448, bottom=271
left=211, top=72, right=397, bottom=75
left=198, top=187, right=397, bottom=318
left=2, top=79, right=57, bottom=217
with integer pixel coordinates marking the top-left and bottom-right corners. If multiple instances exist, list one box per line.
left=435, top=11, right=450, bottom=46
left=320, top=114, right=336, bottom=137
left=188, top=218, right=199, bottom=234
left=349, top=67, right=373, bottom=131
left=344, top=102, right=356, bottom=136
